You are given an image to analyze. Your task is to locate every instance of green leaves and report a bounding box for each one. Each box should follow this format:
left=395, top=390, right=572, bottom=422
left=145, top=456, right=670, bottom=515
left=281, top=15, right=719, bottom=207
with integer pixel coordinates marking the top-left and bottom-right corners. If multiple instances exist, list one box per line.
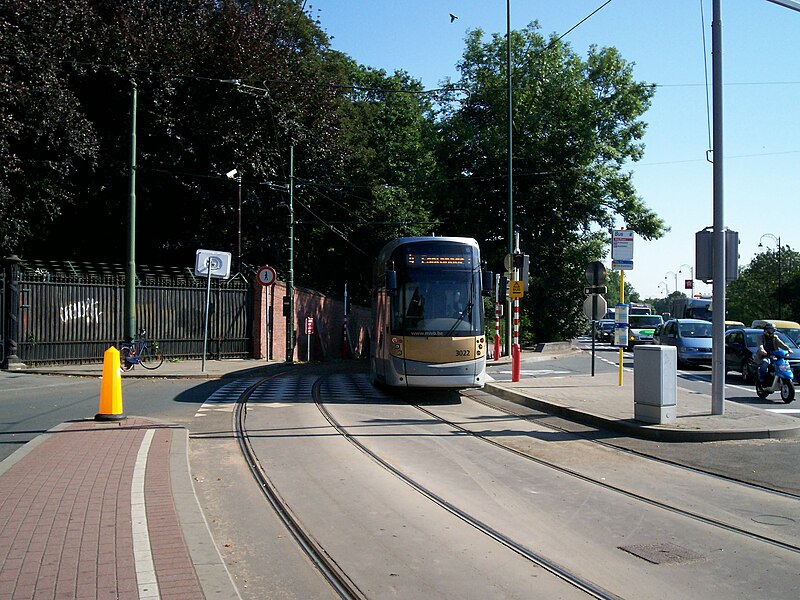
left=433, top=23, right=665, bottom=341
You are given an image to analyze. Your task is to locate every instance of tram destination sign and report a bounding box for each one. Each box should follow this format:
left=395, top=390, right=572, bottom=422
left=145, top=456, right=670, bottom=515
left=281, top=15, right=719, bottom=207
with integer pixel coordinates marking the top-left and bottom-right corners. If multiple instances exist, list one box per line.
left=406, top=253, right=471, bottom=267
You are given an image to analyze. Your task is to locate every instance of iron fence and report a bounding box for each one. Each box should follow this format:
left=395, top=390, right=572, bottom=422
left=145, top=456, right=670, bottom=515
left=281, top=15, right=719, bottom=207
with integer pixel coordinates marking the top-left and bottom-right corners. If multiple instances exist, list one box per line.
left=5, top=260, right=253, bottom=365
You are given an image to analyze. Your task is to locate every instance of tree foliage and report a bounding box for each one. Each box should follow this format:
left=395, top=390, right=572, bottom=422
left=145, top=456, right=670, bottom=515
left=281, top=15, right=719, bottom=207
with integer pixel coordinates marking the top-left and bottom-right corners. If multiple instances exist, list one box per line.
left=2, top=10, right=668, bottom=337
left=727, top=247, right=800, bottom=324
left=433, top=24, right=665, bottom=342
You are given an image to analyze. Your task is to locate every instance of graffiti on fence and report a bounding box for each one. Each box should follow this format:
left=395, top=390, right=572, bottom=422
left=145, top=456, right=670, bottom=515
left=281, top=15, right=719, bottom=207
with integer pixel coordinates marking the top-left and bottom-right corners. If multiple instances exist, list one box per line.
left=60, top=298, right=103, bottom=324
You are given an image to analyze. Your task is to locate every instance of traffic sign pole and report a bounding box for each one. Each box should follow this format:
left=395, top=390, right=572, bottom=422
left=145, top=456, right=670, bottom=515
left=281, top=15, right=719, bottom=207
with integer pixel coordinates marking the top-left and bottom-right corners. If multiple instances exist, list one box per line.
left=511, top=232, right=521, bottom=382
left=257, top=266, right=277, bottom=362
left=494, top=274, right=501, bottom=361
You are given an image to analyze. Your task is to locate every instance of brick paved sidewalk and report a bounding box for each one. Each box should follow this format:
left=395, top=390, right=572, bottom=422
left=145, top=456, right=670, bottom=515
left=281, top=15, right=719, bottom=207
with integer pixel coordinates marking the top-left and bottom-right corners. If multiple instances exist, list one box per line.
left=0, top=418, right=236, bottom=600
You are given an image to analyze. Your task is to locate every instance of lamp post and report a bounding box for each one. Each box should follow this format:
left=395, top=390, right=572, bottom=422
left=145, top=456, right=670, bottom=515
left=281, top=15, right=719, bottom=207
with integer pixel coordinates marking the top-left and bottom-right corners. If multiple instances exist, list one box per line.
left=665, top=271, right=677, bottom=295
left=679, top=263, right=694, bottom=297
left=759, top=233, right=782, bottom=319
left=226, top=168, right=242, bottom=272
left=658, top=281, right=669, bottom=297
left=707, top=0, right=800, bottom=416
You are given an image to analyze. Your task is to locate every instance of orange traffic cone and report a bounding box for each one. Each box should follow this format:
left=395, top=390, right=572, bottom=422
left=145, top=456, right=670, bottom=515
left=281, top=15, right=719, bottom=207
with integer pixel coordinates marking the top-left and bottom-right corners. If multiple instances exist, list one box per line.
left=96, top=346, right=126, bottom=421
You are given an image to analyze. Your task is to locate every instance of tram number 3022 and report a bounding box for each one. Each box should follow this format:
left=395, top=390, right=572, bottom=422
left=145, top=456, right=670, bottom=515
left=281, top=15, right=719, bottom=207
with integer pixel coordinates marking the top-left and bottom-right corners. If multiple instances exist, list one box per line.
left=456, top=350, right=471, bottom=357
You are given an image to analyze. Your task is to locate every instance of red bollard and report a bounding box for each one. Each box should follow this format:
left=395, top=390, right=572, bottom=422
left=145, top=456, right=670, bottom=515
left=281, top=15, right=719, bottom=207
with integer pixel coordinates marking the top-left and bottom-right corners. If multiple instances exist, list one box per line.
left=494, top=334, right=501, bottom=360
left=511, top=343, right=521, bottom=382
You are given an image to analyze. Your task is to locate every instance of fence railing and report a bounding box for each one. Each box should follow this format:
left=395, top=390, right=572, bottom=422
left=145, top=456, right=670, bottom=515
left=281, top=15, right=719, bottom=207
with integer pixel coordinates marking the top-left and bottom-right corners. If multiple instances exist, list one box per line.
left=4, top=259, right=253, bottom=365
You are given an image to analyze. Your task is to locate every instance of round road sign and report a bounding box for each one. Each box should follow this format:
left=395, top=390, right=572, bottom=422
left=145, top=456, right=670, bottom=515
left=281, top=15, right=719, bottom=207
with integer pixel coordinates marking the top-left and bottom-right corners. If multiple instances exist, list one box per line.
left=257, top=265, right=277, bottom=287
left=585, top=261, right=607, bottom=285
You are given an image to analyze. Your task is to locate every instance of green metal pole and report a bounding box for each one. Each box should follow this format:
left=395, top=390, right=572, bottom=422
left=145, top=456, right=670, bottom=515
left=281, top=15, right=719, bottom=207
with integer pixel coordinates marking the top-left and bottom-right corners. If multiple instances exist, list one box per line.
left=125, top=81, right=137, bottom=342
left=506, top=0, right=514, bottom=356
left=286, top=145, right=295, bottom=363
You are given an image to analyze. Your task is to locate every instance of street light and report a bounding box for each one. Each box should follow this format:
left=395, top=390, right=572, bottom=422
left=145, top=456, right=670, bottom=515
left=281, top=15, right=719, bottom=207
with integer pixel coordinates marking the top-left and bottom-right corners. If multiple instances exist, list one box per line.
left=758, top=233, right=782, bottom=319
left=226, top=168, right=242, bottom=271
left=658, top=281, right=669, bottom=297
left=665, top=271, right=677, bottom=295
left=679, top=263, right=694, bottom=297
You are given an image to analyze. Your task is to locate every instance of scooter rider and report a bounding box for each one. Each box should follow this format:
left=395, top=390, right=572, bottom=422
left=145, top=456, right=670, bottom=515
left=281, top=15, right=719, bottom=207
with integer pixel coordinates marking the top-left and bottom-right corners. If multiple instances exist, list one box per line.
left=756, top=322, right=791, bottom=382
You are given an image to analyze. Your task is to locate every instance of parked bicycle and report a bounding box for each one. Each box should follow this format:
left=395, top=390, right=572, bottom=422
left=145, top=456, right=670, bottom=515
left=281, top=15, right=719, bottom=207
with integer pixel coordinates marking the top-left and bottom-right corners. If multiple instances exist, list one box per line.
left=120, top=329, right=164, bottom=371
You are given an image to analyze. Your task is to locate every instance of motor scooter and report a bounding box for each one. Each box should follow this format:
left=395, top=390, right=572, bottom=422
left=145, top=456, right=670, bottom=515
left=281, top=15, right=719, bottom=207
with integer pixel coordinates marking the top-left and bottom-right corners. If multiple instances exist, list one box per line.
left=755, top=349, right=795, bottom=403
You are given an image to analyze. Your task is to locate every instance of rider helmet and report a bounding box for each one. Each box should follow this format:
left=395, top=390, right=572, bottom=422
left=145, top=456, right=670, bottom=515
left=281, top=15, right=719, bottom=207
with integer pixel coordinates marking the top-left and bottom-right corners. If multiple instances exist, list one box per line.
left=764, top=322, right=776, bottom=335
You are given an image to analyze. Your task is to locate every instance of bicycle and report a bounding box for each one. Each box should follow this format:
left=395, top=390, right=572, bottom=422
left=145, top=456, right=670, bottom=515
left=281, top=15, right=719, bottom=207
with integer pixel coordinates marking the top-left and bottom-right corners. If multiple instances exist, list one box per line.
left=119, top=329, right=164, bottom=371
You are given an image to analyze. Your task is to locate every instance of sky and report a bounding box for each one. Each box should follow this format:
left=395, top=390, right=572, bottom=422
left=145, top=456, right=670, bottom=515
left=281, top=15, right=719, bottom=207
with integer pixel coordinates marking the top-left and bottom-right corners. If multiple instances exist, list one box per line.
left=313, top=0, right=800, bottom=300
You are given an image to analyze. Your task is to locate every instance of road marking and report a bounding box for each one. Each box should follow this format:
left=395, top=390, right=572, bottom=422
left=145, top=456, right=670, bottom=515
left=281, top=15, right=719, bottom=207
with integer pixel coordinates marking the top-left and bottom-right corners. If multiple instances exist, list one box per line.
left=132, top=429, right=160, bottom=600
left=766, top=408, right=800, bottom=414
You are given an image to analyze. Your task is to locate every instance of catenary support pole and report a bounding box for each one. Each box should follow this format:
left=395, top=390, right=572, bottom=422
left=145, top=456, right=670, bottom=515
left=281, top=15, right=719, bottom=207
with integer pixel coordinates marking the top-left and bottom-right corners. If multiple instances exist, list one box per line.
left=125, top=80, right=137, bottom=342
left=711, top=0, right=725, bottom=415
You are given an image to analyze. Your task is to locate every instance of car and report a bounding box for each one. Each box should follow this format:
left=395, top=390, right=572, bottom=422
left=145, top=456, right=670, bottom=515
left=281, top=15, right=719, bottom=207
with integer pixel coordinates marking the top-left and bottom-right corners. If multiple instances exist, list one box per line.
left=725, top=326, right=800, bottom=383
left=725, top=320, right=745, bottom=330
left=595, top=319, right=615, bottom=343
left=751, top=319, right=800, bottom=345
left=626, top=314, right=664, bottom=351
left=657, top=318, right=713, bottom=367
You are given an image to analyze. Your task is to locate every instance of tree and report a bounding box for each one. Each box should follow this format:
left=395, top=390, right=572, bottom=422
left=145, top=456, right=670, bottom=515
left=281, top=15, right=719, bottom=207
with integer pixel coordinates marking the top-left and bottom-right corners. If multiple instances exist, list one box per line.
left=434, top=24, right=666, bottom=342
left=0, top=0, right=100, bottom=255
left=604, top=270, right=640, bottom=308
left=727, top=246, right=800, bottom=324
left=297, top=62, right=440, bottom=301
left=644, top=291, right=686, bottom=318
left=1, top=0, right=349, bottom=274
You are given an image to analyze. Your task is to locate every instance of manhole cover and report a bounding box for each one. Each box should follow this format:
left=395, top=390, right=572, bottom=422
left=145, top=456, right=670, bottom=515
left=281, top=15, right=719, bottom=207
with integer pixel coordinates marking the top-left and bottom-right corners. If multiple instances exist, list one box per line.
left=618, top=542, right=706, bottom=565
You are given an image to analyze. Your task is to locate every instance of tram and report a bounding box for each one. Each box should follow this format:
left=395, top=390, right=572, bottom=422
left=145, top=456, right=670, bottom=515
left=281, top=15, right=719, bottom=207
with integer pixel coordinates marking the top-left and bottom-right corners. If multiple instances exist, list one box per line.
left=369, top=236, right=493, bottom=388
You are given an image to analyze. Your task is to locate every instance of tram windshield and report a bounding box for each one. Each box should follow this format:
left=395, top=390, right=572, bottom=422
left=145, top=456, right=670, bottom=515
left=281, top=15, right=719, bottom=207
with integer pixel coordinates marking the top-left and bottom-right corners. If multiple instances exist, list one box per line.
left=392, top=270, right=482, bottom=336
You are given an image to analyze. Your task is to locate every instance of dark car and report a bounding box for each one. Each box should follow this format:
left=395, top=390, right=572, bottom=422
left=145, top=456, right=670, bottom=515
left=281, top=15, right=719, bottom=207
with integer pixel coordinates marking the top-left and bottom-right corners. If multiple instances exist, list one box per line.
left=658, top=318, right=713, bottom=367
left=595, top=319, right=615, bottom=343
left=724, top=327, right=800, bottom=383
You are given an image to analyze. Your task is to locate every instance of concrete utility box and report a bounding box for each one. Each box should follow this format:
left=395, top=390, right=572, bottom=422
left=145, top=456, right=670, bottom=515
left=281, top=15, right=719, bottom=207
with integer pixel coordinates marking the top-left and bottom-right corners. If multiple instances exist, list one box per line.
left=633, top=345, right=677, bottom=424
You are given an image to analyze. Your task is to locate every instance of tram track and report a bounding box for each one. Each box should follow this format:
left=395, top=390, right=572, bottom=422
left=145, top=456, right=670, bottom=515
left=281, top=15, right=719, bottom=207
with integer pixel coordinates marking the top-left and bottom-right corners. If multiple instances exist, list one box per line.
left=232, top=372, right=366, bottom=600
left=230, top=367, right=800, bottom=599
left=423, top=392, right=800, bottom=555
left=310, top=373, right=621, bottom=600
left=466, top=387, right=800, bottom=502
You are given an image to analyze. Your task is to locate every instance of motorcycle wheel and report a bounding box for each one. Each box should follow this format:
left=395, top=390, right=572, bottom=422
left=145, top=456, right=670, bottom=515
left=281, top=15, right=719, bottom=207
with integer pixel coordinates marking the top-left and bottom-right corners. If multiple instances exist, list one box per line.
left=755, top=381, right=771, bottom=399
left=781, top=380, right=795, bottom=403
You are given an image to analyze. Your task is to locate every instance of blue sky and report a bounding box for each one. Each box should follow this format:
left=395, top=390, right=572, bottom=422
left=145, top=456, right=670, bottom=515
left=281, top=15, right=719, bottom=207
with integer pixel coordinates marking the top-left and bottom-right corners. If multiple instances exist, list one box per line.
left=314, top=0, right=800, bottom=299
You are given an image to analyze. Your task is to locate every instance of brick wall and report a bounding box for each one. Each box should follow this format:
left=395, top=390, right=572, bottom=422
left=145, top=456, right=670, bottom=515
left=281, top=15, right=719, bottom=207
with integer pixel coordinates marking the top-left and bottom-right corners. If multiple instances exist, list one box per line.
left=253, top=279, right=370, bottom=362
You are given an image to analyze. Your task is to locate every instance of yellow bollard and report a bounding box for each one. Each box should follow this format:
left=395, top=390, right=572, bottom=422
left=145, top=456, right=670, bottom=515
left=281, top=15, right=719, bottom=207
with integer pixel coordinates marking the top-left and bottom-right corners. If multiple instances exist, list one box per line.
left=96, top=346, right=126, bottom=421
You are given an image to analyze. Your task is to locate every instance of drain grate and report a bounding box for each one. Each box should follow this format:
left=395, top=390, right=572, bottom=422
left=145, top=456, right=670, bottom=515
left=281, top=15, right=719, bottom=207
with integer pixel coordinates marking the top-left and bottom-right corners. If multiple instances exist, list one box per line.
left=618, top=542, right=707, bottom=565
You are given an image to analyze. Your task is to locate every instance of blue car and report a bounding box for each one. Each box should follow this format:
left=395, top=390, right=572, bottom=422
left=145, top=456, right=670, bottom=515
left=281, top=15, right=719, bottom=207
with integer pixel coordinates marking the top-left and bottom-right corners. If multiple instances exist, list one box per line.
left=658, top=318, right=713, bottom=367
left=725, top=327, right=800, bottom=383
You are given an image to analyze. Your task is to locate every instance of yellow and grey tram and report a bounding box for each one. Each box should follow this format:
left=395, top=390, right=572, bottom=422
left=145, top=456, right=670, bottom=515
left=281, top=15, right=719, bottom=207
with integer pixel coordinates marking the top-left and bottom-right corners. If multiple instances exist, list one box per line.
left=370, top=237, right=493, bottom=388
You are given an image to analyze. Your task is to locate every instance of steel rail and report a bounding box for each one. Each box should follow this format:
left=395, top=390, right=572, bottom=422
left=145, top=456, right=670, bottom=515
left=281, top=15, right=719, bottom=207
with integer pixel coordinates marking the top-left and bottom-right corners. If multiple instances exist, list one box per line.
left=233, top=373, right=366, bottom=600
left=312, top=374, right=620, bottom=600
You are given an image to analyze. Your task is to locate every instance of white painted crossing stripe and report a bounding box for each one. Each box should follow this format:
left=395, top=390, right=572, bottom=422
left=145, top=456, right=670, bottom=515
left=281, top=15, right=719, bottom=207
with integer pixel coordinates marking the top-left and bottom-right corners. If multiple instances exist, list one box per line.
left=766, top=408, right=800, bottom=414
left=132, top=429, right=160, bottom=600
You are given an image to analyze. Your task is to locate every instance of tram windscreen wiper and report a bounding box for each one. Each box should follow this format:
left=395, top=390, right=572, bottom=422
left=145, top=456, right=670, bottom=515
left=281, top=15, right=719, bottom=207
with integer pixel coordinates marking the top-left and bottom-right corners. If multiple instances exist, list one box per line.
left=445, top=300, right=472, bottom=336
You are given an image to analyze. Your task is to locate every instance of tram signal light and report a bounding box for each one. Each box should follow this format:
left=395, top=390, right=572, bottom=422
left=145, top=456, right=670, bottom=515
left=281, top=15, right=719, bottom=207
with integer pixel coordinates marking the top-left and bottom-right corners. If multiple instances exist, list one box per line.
left=282, top=295, right=290, bottom=317
left=517, top=254, right=530, bottom=291
left=498, top=276, right=509, bottom=302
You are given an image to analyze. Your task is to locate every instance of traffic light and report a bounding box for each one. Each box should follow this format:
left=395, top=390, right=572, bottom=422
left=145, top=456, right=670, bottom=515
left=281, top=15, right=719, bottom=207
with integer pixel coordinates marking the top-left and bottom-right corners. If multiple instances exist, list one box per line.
left=498, top=276, right=508, bottom=302
left=282, top=295, right=291, bottom=317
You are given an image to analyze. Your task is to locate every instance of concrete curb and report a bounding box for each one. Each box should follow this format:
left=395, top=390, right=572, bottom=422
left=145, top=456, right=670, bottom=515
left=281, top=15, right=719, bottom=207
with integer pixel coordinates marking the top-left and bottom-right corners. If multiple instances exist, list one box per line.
left=170, top=429, right=242, bottom=599
left=484, top=383, right=800, bottom=442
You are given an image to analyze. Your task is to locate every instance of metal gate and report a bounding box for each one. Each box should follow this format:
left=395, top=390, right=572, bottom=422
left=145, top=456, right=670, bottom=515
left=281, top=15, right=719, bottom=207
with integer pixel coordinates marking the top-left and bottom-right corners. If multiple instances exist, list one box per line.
left=0, top=270, right=5, bottom=365
left=5, top=260, right=253, bottom=365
